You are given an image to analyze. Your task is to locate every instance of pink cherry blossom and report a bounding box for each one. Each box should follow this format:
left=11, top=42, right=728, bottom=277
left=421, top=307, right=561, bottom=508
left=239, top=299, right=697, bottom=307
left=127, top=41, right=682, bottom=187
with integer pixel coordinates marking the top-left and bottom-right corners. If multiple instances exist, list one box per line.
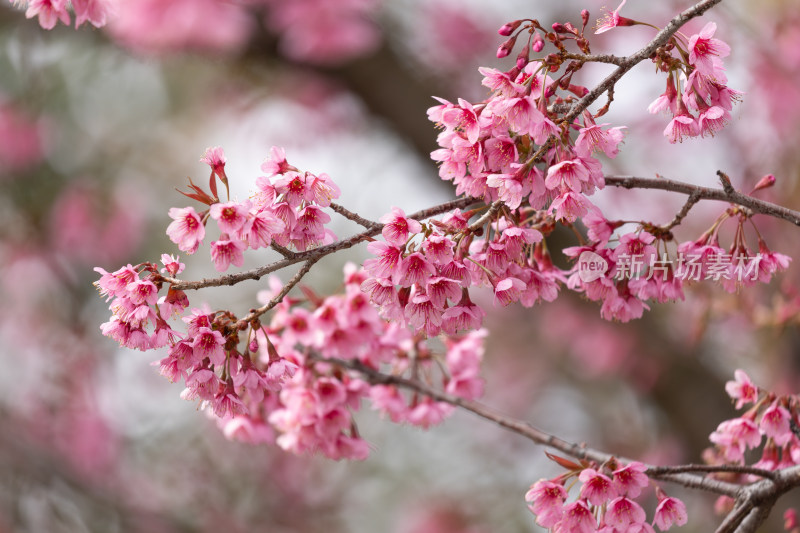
left=166, top=206, right=206, bottom=254
left=71, top=0, right=114, bottom=28
left=688, top=22, right=730, bottom=79
left=653, top=495, right=688, bottom=531
left=200, top=146, right=226, bottom=175
left=575, top=119, right=626, bottom=159
left=25, top=0, right=70, bottom=30
left=261, top=146, right=291, bottom=177
left=578, top=468, right=617, bottom=505
left=493, top=277, right=525, bottom=306
left=760, top=402, right=793, bottom=446
left=210, top=201, right=249, bottom=235
left=545, top=159, right=590, bottom=192
left=725, top=369, right=759, bottom=409
left=605, top=496, right=647, bottom=529
left=595, top=0, right=629, bottom=34
left=550, top=191, right=594, bottom=223
left=160, top=254, right=185, bottom=276
left=554, top=500, right=596, bottom=533
left=397, top=252, right=435, bottom=288
left=663, top=107, right=699, bottom=144
left=526, top=479, right=567, bottom=528
left=192, top=327, right=226, bottom=366
left=210, top=235, right=246, bottom=272
left=612, top=462, right=650, bottom=498
left=380, top=207, right=422, bottom=247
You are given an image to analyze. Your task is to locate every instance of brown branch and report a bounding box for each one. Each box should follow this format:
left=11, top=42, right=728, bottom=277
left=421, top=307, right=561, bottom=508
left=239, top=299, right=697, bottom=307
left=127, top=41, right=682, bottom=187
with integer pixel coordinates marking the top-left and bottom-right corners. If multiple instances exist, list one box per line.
left=163, top=197, right=477, bottom=291
left=237, top=258, right=319, bottom=326
left=468, top=201, right=503, bottom=232
left=320, top=355, right=743, bottom=498
left=605, top=175, right=800, bottom=227
left=329, top=202, right=381, bottom=230
left=562, top=52, right=627, bottom=66
left=663, top=190, right=702, bottom=230
left=319, top=356, right=800, bottom=533
left=648, top=463, right=777, bottom=480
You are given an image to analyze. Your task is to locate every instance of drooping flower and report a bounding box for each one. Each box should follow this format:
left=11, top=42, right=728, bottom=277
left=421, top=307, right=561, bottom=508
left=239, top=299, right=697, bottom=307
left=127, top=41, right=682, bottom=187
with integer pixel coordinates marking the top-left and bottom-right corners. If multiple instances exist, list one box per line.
left=688, top=22, right=730, bottom=80
left=166, top=206, right=206, bottom=254
left=595, top=0, right=633, bottom=34
left=653, top=494, right=688, bottom=531
left=725, top=369, right=759, bottom=409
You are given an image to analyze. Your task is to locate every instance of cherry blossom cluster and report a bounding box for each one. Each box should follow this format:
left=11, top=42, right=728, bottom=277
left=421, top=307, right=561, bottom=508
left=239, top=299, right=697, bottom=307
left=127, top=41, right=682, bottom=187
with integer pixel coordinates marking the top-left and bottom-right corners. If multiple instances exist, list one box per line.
left=259, top=0, right=381, bottom=65
left=525, top=458, right=687, bottom=532
left=9, top=0, right=382, bottom=62
left=594, top=1, right=740, bottom=142
left=9, top=0, right=113, bottom=29
left=645, top=23, right=739, bottom=143
left=96, top=147, right=488, bottom=459
left=700, top=370, right=800, bottom=523
left=95, top=255, right=188, bottom=352
left=168, top=146, right=339, bottom=272
left=236, top=268, right=486, bottom=458
left=564, top=205, right=790, bottom=321
left=362, top=207, right=561, bottom=333
left=705, top=369, right=800, bottom=480
left=415, top=11, right=790, bottom=323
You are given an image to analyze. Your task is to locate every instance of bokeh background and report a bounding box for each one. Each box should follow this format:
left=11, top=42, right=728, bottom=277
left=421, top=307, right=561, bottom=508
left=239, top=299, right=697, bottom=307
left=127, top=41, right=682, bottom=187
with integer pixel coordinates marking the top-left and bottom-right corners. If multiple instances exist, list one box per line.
left=1, top=1, right=800, bottom=531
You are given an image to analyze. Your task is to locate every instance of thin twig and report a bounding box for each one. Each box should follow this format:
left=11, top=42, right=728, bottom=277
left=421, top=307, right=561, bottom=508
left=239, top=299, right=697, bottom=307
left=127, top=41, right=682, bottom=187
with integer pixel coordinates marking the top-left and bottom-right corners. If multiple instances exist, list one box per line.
left=605, top=175, right=800, bottom=227
left=321, top=355, right=743, bottom=498
left=329, top=202, right=381, bottom=229
left=562, top=52, right=627, bottom=66
left=468, top=201, right=503, bottom=232
left=237, top=258, right=319, bottom=326
left=270, top=242, right=297, bottom=259
left=663, top=191, right=701, bottom=230
left=648, top=463, right=777, bottom=480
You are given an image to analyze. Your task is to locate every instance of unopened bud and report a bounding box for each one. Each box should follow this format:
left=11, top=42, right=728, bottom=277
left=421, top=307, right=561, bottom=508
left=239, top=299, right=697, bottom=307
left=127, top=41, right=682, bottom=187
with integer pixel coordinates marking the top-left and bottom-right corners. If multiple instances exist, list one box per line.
left=498, top=20, right=522, bottom=36
left=581, top=10, right=590, bottom=28
left=552, top=22, right=566, bottom=33
left=248, top=339, right=259, bottom=353
left=750, top=174, right=776, bottom=194
left=497, top=35, right=517, bottom=58
left=568, top=84, right=589, bottom=97
left=532, top=32, right=545, bottom=52
left=516, top=47, right=530, bottom=69
left=563, top=22, right=578, bottom=35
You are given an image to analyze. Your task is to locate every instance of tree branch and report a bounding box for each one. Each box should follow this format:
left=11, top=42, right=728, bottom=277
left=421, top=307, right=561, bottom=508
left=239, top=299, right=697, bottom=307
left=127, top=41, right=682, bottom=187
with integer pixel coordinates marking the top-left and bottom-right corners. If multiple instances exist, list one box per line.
left=329, top=202, right=381, bottom=230
left=163, top=197, right=477, bottom=291
left=604, top=175, right=800, bottom=227
left=321, top=355, right=744, bottom=498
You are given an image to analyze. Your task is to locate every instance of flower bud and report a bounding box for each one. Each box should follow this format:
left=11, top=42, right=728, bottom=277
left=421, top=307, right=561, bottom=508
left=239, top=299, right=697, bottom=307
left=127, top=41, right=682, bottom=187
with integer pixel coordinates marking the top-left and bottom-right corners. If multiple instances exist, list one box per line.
left=496, top=35, right=517, bottom=58
left=498, top=20, right=522, bottom=36
left=516, top=47, right=530, bottom=69
left=552, top=22, right=566, bottom=33
left=532, top=32, right=545, bottom=52
left=750, top=174, right=776, bottom=194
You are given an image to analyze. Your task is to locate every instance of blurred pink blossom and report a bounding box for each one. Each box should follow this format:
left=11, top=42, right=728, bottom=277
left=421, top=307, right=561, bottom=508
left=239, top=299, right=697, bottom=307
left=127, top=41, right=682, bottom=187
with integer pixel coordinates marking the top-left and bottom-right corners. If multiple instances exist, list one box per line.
left=0, top=100, right=45, bottom=175
left=106, top=0, right=253, bottom=55
left=262, top=0, right=381, bottom=65
left=48, top=181, right=145, bottom=265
